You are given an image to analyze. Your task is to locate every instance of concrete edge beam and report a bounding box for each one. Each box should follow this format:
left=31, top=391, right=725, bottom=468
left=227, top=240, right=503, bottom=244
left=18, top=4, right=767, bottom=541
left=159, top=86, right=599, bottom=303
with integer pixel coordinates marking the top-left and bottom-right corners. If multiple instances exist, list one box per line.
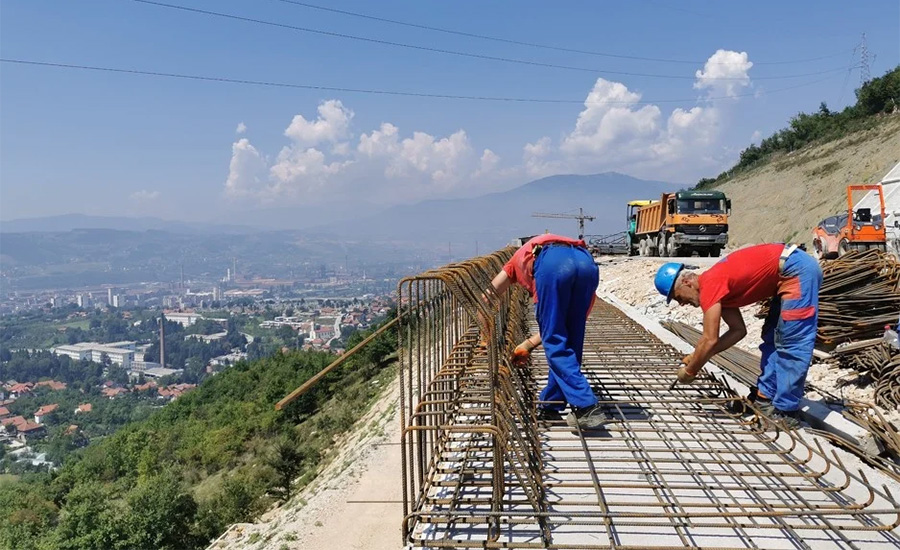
left=598, top=291, right=879, bottom=454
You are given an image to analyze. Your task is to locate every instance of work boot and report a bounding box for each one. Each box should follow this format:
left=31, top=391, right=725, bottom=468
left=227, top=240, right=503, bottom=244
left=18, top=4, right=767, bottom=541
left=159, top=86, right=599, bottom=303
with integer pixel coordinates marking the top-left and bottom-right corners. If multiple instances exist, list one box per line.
left=536, top=408, right=563, bottom=422
left=754, top=397, right=775, bottom=416
left=566, top=404, right=610, bottom=430
left=771, top=408, right=801, bottom=429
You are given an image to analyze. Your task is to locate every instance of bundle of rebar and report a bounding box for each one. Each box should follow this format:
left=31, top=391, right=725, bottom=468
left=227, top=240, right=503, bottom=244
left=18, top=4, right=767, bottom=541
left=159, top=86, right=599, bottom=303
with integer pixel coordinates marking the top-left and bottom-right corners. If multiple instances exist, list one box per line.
left=817, top=249, right=900, bottom=346
left=831, top=340, right=900, bottom=410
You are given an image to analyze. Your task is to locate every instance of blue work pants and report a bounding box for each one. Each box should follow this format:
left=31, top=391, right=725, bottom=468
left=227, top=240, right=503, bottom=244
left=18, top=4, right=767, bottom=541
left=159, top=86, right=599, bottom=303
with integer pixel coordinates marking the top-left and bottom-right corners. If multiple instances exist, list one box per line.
left=534, top=245, right=599, bottom=410
left=757, top=250, right=822, bottom=412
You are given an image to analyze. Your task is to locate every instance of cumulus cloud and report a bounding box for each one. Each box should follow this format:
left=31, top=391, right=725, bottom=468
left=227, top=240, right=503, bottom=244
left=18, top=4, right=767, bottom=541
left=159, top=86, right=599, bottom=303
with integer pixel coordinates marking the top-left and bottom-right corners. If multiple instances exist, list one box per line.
left=694, top=49, right=753, bottom=98
left=224, top=50, right=755, bottom=203
left=225, top=138, right=268, bottom=198
left=225, top=101, right=497, bottom=203
left=129, top=190, right=160, bottom=202
left=284, top=99, right=353, bottom=145
left=236, top=122, right=247, bottom=134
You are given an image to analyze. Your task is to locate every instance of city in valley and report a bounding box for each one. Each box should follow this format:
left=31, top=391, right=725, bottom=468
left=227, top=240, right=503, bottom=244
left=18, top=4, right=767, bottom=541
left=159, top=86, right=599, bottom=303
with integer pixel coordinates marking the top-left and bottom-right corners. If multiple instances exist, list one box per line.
left=1, top=257, right=396, bottom=474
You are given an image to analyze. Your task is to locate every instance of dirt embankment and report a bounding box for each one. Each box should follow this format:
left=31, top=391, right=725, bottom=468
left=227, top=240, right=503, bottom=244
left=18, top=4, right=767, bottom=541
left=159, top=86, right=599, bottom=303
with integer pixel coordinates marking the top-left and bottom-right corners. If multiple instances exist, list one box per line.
left=716, top=115, right=900, bottom=247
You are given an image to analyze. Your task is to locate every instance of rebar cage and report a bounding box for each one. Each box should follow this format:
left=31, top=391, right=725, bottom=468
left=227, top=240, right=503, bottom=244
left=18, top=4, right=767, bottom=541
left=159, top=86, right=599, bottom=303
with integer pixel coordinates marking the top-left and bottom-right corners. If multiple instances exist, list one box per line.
left=398, top=253, right=900, bottom=549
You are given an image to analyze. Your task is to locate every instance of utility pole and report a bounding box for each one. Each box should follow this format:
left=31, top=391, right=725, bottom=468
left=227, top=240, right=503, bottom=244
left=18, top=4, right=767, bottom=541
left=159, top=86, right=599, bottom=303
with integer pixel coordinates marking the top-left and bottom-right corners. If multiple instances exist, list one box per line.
left=532, top=207, right=596, bottom=240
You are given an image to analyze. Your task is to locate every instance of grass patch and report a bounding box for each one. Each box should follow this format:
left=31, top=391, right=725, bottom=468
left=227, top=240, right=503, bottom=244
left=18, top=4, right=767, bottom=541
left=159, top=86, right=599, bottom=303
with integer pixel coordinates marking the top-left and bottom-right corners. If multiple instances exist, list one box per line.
left=805, top=160, right=841, bottom=179
left=0, top=474, right=20, bottom=485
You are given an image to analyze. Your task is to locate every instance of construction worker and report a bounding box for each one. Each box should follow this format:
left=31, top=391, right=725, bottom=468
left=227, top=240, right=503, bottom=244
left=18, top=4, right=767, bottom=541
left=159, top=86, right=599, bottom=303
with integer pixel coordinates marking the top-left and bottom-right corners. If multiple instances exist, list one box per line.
left=486, top=234, right=608, bottom=429
left=653, top=243, right=822, bottom=428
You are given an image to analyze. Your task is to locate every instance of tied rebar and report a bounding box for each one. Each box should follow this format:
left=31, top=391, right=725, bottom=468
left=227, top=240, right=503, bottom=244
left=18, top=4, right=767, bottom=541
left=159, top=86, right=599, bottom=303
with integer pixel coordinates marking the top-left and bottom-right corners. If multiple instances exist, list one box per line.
left=399, top=256, right=900, bottom=548
left=817, top=250, right=900, bottom=346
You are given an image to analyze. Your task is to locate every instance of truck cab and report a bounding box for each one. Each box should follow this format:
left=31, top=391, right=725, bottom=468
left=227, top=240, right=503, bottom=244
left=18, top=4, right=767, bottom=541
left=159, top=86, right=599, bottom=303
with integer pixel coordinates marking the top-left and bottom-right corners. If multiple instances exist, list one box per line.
left=664, top=190, right=730, bottom=256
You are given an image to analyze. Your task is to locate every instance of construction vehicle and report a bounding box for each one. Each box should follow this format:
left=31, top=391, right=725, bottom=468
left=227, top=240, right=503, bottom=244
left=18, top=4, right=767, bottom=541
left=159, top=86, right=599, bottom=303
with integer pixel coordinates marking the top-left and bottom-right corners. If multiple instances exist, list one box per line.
left=628, top=191, right=731, bottom=257
left=812, top=184, right=887, bottom=259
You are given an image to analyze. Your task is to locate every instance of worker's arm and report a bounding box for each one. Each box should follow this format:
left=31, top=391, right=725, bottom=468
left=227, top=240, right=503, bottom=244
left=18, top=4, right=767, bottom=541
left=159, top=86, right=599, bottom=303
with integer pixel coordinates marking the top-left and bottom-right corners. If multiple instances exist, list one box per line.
left=684, top=305, right=747, bottom=375
left=478, top=271, right=513, bottom=345
left=486, top=270, right=512, bottom=300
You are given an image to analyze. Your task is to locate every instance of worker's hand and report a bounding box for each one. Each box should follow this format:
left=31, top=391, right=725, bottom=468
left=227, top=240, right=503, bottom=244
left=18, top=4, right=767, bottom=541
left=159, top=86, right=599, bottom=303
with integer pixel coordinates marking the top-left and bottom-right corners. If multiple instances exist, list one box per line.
left=511, top=343, right=532, bottom=366
left=675, top=364, right=699, bottom=384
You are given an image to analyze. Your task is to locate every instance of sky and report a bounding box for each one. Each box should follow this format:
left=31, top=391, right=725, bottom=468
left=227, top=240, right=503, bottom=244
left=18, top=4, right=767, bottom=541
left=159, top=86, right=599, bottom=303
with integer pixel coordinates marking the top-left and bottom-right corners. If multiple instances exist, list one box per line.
left=1, top=0, right=898, bottom=223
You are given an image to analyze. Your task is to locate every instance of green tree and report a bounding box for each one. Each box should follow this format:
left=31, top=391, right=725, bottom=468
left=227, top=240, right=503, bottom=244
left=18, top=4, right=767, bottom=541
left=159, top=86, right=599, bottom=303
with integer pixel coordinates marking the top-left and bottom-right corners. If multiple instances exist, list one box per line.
left=266, top=436, right=311, bottom=502
left=122, top=475, right=202, bottom=550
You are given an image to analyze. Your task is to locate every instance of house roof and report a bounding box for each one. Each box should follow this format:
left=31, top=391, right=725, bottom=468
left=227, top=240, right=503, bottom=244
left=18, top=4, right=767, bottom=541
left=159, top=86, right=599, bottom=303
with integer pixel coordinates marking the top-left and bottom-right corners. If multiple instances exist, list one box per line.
left=35, top=380, right=67, bottom=391
left=19, top=422, right=45, bottom=432
left=0, top=407, right=9, bottom=417
left=76, top=403, right=93, bottom=413
left=35, top=404, right=59, bottom=416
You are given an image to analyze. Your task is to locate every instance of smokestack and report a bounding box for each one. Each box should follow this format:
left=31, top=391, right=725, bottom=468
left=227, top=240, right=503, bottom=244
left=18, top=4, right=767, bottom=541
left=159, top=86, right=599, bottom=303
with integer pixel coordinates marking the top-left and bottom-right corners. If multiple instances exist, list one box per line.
left=159, top=315, right=166, bottom=368
left=181, top=264, right=185, bottom=289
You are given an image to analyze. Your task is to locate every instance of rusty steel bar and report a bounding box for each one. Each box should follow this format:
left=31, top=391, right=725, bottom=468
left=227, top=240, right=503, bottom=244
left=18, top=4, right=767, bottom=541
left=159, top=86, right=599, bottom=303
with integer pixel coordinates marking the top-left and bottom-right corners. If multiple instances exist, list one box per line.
left=399, top=256, right=900, bottom=549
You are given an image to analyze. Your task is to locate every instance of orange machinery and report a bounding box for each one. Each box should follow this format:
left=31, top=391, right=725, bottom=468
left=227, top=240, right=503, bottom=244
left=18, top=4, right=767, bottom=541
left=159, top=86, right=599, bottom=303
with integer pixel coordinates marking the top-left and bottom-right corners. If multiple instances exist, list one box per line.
left=812, top=184, right=887, bottom=259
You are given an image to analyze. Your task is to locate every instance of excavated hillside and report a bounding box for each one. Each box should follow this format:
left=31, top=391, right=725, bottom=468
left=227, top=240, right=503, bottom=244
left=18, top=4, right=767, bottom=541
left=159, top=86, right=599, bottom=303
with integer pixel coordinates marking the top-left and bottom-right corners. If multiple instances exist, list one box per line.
left=717, top=114, right=900, bottom=247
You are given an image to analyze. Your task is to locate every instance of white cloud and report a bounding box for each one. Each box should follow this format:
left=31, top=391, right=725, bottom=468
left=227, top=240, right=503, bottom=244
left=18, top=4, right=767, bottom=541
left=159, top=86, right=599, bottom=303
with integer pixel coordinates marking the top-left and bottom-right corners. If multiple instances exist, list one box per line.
left=224, top=101, right=499, bottom=203
left=751, top=130, right=762, bottom=143
left=129, top=190, right=160, bottom=202
left=224, top=50, right=755, bottom=203
left=284, top=99, right=353, bottom=145
left=694, top=49, right=753, bottom=98
left=225, top=138, right=268, bottom=198
left=236, top=122, right=247, bottom=134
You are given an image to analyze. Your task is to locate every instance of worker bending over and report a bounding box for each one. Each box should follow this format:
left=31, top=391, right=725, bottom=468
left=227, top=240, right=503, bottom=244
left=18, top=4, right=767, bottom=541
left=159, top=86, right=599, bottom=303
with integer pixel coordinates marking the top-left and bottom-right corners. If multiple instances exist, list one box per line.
left=654, top=243, right=822, bottom=428
left=486, top=234, right=607, bottom=429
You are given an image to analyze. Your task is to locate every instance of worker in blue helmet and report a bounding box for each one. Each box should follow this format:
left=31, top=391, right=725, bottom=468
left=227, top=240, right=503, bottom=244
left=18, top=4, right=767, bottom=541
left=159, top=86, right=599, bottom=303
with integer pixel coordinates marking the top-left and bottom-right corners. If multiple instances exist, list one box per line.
left=654, top=243, right=822, bottom=430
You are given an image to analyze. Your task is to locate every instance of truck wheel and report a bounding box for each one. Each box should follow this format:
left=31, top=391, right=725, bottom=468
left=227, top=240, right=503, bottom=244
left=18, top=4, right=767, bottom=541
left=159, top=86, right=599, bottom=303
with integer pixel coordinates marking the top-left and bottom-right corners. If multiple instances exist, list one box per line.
left=658, top=234, right=668, bottom=257
left=710, top=247, right=721, bottom=257
left=667, top=239, right=678, bottom=258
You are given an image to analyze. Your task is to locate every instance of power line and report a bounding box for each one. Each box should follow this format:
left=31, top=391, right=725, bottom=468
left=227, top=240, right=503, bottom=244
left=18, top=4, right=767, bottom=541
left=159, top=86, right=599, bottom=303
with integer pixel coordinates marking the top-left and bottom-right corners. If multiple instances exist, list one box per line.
left=270, top=0, right=852, bottom=66
left=0, top=58, right=850, bottom=105
left=130, top=0, right=853, bottom=81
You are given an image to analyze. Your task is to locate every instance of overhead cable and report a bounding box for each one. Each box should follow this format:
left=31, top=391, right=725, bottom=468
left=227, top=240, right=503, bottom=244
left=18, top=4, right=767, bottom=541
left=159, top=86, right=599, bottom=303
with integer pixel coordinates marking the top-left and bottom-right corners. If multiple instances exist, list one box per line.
left=130, top=0, right=854, bottom=81
left=270, top=0, right=852, bottom=66
left=1, top=58, right=850, bottom=105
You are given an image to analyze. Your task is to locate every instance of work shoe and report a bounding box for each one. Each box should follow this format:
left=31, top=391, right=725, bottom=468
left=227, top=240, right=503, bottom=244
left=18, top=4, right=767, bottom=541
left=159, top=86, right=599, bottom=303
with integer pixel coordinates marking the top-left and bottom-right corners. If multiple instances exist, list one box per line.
left=566, top=404, right=610, bottom=430
left=771, top=409, right=801, bottom=430
left=536, top=408, right=563, bottom=422
left=754, top=397, right=775, bottom=416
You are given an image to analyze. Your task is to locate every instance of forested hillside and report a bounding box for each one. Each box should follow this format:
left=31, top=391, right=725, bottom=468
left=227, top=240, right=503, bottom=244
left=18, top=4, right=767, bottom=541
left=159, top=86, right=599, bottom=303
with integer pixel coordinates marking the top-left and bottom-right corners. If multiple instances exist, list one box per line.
left=0, top=317, right=397, bottom=550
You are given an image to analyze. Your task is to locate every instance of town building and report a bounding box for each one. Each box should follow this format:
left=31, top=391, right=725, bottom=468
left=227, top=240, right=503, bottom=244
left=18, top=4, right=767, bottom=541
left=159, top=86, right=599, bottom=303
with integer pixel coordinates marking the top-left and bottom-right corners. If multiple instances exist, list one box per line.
left=52, top=342, right=136, bottom=369
left=34, top=404, right=59, bottom=424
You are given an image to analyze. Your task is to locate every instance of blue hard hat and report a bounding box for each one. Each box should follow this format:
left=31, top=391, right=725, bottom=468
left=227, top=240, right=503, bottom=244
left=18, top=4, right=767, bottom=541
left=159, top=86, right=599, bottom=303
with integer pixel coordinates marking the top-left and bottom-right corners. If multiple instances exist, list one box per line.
left=654, top=262, right=685, bottom=303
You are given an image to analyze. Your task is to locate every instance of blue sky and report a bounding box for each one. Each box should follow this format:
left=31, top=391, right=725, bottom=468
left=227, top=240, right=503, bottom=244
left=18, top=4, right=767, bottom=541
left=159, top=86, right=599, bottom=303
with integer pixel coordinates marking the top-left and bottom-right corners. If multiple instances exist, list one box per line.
left=1, top=0, right=898, bottom=223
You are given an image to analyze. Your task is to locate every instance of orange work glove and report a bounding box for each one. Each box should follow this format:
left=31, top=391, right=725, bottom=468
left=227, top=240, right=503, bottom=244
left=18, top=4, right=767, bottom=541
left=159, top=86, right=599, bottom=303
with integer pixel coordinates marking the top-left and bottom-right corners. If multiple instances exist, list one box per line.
left=511, top=343, right=532, bottom=366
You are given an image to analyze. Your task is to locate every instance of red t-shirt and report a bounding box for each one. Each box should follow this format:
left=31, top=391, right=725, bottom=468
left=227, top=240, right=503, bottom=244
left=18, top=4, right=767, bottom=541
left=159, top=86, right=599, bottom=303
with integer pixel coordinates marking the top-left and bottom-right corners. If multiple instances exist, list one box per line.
left=698, top=244, right=784, bottom=312
left=503, top=234, right=585, bottom=302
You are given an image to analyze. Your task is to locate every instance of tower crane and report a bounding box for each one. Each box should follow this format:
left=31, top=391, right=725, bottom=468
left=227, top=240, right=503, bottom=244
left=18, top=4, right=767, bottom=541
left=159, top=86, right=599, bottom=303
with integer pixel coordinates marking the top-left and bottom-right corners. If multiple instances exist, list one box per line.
left=531, top=208, right=596, bottom=240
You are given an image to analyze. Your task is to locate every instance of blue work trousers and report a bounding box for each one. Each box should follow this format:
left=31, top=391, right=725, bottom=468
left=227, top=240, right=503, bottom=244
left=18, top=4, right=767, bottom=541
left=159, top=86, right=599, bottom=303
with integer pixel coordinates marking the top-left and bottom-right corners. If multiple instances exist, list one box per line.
left=534, top=244, right=599, bottom=410
left=757, top=250, right=823, bottom=412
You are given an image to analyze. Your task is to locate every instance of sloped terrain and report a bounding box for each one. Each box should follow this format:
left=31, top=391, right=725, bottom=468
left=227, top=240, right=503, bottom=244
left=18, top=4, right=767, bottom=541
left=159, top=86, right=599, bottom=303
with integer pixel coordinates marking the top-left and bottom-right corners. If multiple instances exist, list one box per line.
left=716, top=115, right=900, bottom=247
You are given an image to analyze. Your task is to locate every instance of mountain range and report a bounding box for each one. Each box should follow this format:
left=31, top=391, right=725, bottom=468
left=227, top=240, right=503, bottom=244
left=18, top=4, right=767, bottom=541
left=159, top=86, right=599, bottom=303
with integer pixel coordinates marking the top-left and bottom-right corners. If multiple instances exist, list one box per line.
left=2, top=172, right=680, bottom=249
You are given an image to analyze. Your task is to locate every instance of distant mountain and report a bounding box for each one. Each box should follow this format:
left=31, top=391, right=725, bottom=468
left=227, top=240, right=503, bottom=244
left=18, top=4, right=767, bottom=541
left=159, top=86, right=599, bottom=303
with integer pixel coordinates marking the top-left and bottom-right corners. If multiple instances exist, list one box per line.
left=315, top=172, right=679, bottom=248
left=0, top=214, right=256, bottom=234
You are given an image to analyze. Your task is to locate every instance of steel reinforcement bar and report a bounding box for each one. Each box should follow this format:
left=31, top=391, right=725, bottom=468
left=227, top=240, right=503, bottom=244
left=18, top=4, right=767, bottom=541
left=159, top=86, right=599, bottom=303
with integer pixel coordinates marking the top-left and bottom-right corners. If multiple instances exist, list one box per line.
left=399, top=259, right=900, bottom=549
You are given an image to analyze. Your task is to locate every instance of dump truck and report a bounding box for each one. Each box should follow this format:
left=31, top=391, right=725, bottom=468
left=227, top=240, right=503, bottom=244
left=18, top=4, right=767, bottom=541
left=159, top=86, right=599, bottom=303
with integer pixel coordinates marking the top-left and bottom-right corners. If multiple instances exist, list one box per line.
left=628, top=190, right=730, bottom=257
